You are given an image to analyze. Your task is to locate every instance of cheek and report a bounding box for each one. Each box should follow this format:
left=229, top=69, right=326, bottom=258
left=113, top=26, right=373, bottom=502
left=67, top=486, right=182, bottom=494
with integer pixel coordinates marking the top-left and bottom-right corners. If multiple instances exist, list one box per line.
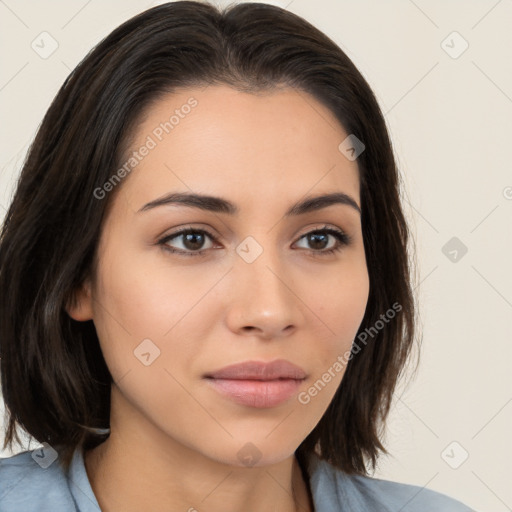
left=295, top=270, right=369, bottom=421
left=96, top=248, right=218, bottom=336
left=90, top=249, right=222, bottom=381
left=301, top=268, right=368, bottom=414
left=314, top=264, right=369, bottom=348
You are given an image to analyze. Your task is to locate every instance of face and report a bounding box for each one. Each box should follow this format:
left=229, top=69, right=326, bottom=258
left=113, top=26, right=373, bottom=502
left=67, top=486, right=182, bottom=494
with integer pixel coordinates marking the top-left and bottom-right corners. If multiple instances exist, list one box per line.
left=69, top=84, right=369, bottom=467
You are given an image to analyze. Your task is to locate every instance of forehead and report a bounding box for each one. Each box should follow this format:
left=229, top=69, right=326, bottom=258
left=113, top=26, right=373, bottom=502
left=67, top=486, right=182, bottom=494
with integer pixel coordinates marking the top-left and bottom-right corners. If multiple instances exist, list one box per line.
left=116, top=84, right=360, bottom=212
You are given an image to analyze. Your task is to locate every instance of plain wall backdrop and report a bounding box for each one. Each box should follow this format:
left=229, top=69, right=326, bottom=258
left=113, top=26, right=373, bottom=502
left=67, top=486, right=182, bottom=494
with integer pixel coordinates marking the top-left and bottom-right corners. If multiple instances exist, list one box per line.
left=1, top=1, right=511, bottom=510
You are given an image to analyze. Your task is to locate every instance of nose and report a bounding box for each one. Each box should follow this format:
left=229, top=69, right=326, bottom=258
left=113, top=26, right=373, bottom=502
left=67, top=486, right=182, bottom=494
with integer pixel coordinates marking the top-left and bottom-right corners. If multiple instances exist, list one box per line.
left=224, top=244, right=304, bottom=340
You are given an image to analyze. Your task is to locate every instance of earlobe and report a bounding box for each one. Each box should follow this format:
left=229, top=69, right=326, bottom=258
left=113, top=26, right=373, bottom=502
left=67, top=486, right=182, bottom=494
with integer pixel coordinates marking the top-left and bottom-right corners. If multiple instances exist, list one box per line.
left=65, top=278, right=94, bottom=321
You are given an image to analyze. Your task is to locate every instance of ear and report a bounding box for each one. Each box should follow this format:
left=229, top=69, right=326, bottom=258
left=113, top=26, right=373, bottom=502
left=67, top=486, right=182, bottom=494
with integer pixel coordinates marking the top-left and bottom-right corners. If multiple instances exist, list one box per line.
left=65, top=277, right=94, bottom=321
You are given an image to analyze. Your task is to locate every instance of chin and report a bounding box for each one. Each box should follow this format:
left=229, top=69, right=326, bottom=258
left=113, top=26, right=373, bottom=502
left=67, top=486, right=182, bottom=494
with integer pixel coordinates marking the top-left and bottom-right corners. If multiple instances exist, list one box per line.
left=215, top=442, right=297, bottom=469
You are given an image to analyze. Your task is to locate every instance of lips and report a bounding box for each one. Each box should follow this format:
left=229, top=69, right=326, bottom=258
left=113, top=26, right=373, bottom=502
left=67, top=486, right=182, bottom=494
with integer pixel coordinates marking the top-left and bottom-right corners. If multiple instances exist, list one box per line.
left=203, top=359, right=307, bottom=408
left=204, top=359, right=307, bottom=381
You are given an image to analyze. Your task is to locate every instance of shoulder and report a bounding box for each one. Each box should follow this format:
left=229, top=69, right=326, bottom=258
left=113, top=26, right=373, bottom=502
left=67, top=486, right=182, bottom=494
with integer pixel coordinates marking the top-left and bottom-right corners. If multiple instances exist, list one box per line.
left=0, top=448, right=78, bottom=512
left=346, top=472, right=474, bottom=511
left=307, top=454, right=474, bottom=512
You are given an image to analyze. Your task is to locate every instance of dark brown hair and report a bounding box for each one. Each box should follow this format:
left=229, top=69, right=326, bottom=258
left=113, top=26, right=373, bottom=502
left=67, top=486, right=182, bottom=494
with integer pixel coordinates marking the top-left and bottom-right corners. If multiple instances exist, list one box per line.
left=0, top=1, right=418, bottom=475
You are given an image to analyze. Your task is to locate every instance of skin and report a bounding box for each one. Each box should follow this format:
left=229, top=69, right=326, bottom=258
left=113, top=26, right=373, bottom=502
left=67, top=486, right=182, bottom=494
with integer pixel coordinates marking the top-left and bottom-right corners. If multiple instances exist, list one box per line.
left=67, top=84, right=369, bottom=512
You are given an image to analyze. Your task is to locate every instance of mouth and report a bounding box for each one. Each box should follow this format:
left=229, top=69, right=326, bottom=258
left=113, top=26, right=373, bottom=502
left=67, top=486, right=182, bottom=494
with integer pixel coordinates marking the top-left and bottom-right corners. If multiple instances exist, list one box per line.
left=204, top=359, right=307, bottom=380
left=203, top=359, right=307, bottom=408
left=204, top=377, right=305, bottom=408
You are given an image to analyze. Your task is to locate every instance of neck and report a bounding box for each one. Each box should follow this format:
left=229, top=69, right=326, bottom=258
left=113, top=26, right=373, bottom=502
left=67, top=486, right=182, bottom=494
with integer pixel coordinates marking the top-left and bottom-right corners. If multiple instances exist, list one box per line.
left=84, top=427, right=314, bottom=512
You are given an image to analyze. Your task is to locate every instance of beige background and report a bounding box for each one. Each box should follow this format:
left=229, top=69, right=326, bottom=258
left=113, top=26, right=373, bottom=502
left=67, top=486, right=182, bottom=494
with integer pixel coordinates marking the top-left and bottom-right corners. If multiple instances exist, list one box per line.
left=1, top=1, right=511, bottom=510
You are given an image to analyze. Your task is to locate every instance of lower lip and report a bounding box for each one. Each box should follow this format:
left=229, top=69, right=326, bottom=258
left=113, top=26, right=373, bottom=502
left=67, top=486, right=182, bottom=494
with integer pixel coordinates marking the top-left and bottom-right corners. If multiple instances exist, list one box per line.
left=205, top=378, right=304, bottom=408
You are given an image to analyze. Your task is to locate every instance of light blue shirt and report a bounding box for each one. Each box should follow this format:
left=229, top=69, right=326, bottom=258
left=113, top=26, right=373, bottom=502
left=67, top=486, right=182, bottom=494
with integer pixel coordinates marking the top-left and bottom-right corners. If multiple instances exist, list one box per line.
left=0, top=447, right=474, bottom=511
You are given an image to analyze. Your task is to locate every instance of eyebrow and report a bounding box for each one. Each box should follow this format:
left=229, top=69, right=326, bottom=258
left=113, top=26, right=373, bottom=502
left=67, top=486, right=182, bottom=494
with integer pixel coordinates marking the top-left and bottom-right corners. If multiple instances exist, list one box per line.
left=138, top=191, right=361, bottom=216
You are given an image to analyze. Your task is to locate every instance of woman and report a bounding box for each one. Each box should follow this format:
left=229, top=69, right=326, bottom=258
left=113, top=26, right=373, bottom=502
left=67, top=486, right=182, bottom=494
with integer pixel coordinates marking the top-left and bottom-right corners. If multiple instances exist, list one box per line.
left=0, top=2, right=473, bottom=510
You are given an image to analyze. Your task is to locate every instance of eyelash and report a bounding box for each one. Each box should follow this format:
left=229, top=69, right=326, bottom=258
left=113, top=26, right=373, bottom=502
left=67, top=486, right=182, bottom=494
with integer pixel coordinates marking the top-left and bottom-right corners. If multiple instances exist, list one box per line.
left=157, top=225, right=352, bottom=258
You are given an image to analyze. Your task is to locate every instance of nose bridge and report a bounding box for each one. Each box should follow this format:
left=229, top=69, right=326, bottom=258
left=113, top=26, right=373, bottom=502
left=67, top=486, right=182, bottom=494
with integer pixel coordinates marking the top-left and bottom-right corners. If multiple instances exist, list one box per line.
left=237, top=233, right=288, bottom=303
left=226, top=233, right=300, bottom=337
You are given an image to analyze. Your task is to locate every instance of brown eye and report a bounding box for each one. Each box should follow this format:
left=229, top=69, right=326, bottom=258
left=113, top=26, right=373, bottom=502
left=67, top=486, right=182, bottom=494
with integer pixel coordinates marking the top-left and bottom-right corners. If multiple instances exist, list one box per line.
left=159, top=228, right=217, bottom=256
left=294, top=227, right=351, bottom=255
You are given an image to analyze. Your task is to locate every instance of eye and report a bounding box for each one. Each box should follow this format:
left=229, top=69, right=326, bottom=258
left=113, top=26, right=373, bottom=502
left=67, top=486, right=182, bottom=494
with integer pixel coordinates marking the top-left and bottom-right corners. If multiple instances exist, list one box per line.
left=294, top=226, right=351, bottom=256
left=158, top=228, right=218, bottom=257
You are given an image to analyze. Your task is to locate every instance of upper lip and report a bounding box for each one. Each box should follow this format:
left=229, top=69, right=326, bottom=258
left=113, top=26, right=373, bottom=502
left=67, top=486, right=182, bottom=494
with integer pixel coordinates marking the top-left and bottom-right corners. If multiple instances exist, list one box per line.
left=204, top=359, right=307, bottom=380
